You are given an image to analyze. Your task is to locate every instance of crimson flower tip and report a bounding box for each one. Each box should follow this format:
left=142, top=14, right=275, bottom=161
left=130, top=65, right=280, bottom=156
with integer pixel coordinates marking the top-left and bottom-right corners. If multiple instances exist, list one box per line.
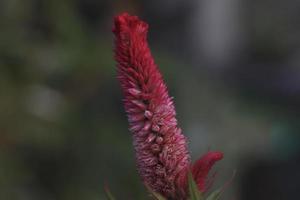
left=113, top=12, right=148, bottom=35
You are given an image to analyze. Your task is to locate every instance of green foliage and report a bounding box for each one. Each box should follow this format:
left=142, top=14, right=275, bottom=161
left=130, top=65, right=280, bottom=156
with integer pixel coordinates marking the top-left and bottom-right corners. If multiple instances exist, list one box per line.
left=187, top=171, right=224, bottom=200
left=105, top=173, right=224, bottom=200
left=104, top=186, right=116, bottom=200
left=188, top=172, right=204, bottom=200
left=205, top=188, right=222, bottom=200
left=147, top=188, right=167, bottom=200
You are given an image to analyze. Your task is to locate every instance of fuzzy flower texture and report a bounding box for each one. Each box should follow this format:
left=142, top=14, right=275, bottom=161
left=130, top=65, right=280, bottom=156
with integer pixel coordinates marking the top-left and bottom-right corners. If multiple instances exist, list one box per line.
left=113, top=13, right=223, bottom=200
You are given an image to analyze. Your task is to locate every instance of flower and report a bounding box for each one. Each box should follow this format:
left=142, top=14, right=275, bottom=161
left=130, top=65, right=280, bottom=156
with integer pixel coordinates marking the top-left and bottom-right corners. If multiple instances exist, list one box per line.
left=192, top=152, right=224, bottom=192
left=113, top=13, right=223, bottom=199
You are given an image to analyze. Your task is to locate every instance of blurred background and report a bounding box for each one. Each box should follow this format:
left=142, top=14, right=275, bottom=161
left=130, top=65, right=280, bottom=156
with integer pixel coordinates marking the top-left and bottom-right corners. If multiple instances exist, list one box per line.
left=1, top=0, right=300, bottom=199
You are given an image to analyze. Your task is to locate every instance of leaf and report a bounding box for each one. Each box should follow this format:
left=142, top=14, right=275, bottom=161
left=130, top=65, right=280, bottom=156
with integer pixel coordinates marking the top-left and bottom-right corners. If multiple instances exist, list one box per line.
left=149, top=191, right=167, bottom=200
left=205, top=188, right=222, bottom=200
left=104, top=185, right=116, bottom=200
left=146, top=186, right=167, bottom=200
left=206, top=170, right=237, bottom=200
left=188, top=171, right=204, bottom=200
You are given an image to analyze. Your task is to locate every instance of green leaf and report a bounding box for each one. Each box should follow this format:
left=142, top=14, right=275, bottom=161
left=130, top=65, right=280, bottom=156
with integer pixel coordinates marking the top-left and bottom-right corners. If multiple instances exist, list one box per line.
left=149, top=191, right=167, bottom=200
left=205, top=169, right=236, bottom=200
left=146, top=186, right=167, bottom=200
left=205, top=188, right=222, bottom=200
left=188, top=172, right=204, bottom=200
left=104, top=186, right=116, bottom=200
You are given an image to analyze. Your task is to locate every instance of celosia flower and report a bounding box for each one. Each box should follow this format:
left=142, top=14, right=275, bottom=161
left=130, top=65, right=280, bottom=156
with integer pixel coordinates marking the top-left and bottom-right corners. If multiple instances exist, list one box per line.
left=113, top=13, right=223, bottom=200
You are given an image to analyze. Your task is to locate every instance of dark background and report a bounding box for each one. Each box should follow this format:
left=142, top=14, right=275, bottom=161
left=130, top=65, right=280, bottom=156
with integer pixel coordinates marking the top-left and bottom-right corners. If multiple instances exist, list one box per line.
left=1, top=0, right=300, bottom=199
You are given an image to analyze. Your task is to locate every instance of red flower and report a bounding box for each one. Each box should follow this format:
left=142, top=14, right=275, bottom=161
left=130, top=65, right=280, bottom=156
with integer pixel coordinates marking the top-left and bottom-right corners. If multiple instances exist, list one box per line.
left=113, top=13, right=223, bottom=199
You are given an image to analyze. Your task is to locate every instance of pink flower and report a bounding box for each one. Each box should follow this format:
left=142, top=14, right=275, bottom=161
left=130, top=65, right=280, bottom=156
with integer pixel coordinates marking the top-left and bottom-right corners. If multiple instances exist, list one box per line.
left=113, top=13, right=223, bottom=199
left=192, top=152, right=224, bottom=192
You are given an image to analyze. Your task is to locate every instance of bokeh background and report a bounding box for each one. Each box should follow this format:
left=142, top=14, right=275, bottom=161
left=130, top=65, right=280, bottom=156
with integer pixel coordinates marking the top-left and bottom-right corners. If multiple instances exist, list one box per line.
left=1, top=0, right=300, bottom=199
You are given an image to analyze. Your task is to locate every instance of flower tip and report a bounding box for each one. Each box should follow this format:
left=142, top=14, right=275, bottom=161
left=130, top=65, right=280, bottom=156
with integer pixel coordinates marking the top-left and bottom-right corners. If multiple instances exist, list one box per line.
left=113, top=12, right=130, bottom=27
left=113, top=12, right=148, bottom=35
left=208, top=151, right=224, bottom=161
left=192, top=151, right=224, bottom=174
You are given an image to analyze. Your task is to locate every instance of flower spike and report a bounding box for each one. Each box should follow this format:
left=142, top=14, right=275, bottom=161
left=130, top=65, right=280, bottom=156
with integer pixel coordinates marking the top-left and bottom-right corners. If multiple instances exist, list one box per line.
left=113, top=12, right=223, bottom=199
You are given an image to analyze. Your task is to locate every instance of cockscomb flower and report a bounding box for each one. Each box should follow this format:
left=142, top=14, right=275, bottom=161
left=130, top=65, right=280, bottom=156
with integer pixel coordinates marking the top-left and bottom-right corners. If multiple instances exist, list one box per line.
left=113, top=13, right=223, bottom=199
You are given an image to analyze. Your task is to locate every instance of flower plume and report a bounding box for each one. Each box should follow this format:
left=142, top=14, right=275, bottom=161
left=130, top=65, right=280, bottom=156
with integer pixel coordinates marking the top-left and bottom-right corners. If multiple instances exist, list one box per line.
left=113, top=12, right=223, bottom=199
